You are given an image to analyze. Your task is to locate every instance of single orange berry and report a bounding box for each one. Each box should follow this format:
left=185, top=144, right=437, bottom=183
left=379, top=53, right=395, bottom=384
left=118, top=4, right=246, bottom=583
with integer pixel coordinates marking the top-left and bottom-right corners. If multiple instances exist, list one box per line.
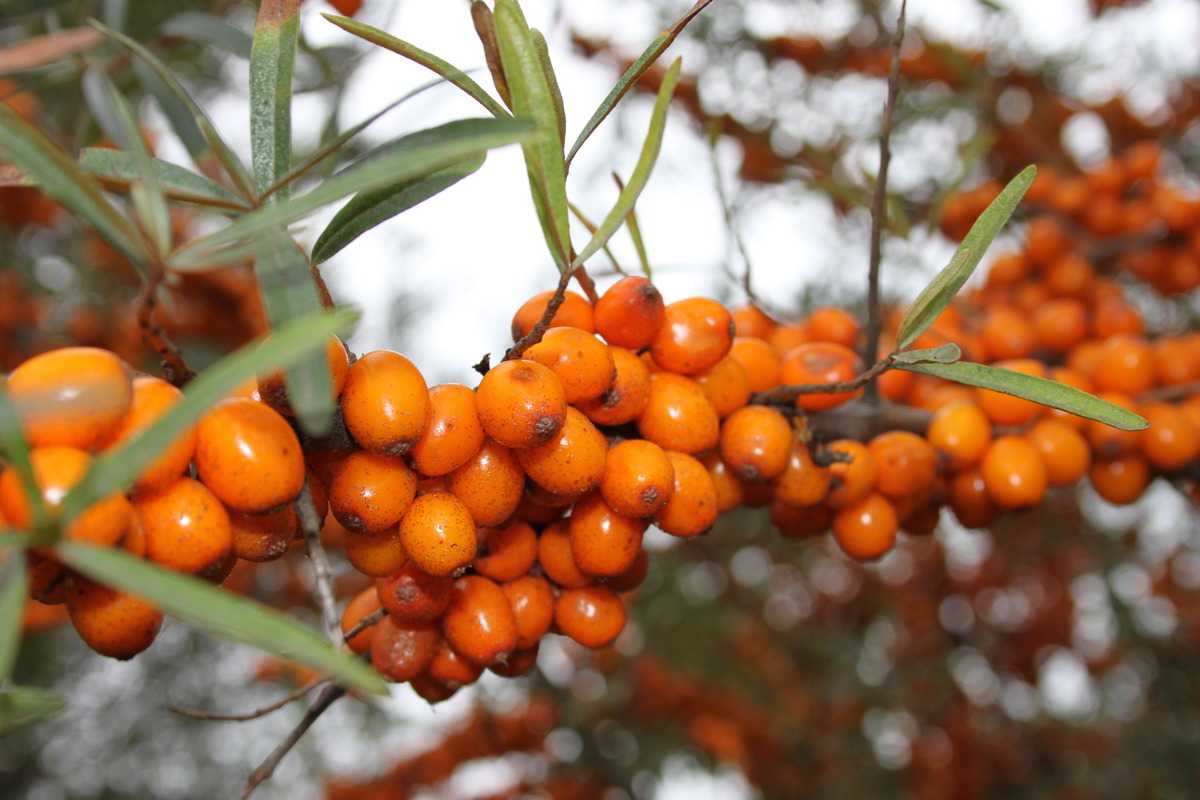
left=370, top=616, right=439, bottom=682
left=1033, top=299, right=1089, bottom=354
left=980, top=436, right=1048, bottom=509
left=980, top=306, right=1036, bottom=361
left=805, top=307, right=859, bottom=348
left=517, top=407, right=608, bottom=496
left=948, top=468, right=996, bottom=528
left=398, top=492, right=477, bottom=577
left=0, top=446, right=131, bottom=547
left=375, top=561, right=453, bottom=623
left=340, top=350, right=430, bottom=456
left=328, top=450, right=417, bottom=533
left=194, top=398, right=305, bottom=513
left=704, top=454, right=746, bottom=513
left=1028, top=420, right=1091, bottom=486
left=650, top=297, right=734, bottom=375
left=475, top=359, right=567, bottom=449
left=577, top=346, right=651, bottom=426
left=474, top=520, right=538, bottom=582
left=772, top=442, right=831, bottom=508
left=67, top=578, right=162, bottom=660
left=1139, top=403, right=1200, bottom=472
left=771, top=500, right=831, bottom=539
left=927, top=401, right=992, bottom=471
left=512, top=289, right=594, bottom=339
left=102, top=376, right=195, bottom=494
left=446, top=438, right=523, bottom=527
left=696, top=356, right=751, bottom=418
left=594, top=276, right=665, bottom=349
left=868, top=431, right=938, bottom=500
left=1093, top=336, right=1156, bottom=395
left=8, top=346, right=132, bottom=450
left=1089, top=456, right=1151, bottom=505
left=230, top=506, right=297, bottom=563
left=344, top=527, right=409, bottom=578
left=608, top=548, right=650, bottom=593
left=719, top=405, right=793, bottom=482
left=568, top=492, right=646, bottom=577
left=555, top=585, right=626, bottom=648
left=728, top=337, right=782, bottom=394
left=654, top=451, right=718, bottom=538
left=779, top=342, right=863, bottom=412
left=502, top=574, right=555, bottom=650
left=427, top=638, right=484, bottom=688
left=601, top=439, right=674, bottom=517
left=731, top=304, right=777, bottom=339
left=409, top=384, right=485, bottom=477
left=825, top=440, right=877, bottom=508
left=526, top=327, right=616, bottom=404
left=832, top=492, right=898, bottom=561
left=637, top=372, right=719, bottom=454
left=767, top=322, right=810, bottom=355
left=136, top=477, right=233, bottom=579
left=537, top=519, right=591, bottom=588
left=443, top=575, right=518, bottom=665
left=340, top=586, right=382, bottom=655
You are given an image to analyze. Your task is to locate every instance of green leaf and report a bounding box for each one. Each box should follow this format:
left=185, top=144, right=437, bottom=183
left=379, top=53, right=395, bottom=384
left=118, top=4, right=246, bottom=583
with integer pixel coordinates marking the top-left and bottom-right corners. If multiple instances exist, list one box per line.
left=897, top=165, right=1036, bottom=348
left=56, top=542, right=388, bottom=696
left=0, top=383, right=46, bottom=532
left=250, top=0, right=300, bottom=197
left=530, top=29, right=565, bottom=146
left=0, top=686, right=65, bottom=735
left=79, top=148, right=248, bottom=211
left=613, top=172, right=651, bottom=278
left=568, top=201, right=627, bottom=276
left=0, top=102, right=147, bottom=270
left=170, top=117, right=534, bottom=269
left=572, top=58, right=681, bottom=270
left=891, top=343, right=961, bottom=366
left=0, top=533, right=34, bottom=551
left=897, top=360, right=1149, bottom=431
left=161, top=12, right=254, bottom=59
left=60, top=308, right=359, bottom=523
left=312, top=155, right=484, bottom=264
left=131, top=60, right=208, bottom=164
left=92, top=20, right=257, bottom=202
left=566, top=0, right=712, bottom=169
left=324, top=15, right=509, bottom=118
left=0, top=552, right=27, bottom=682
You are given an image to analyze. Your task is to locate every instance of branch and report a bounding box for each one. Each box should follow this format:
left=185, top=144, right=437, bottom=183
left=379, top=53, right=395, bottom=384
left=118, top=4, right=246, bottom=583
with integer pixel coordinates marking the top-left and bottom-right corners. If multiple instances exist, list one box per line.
left=342, top=608, right=385, bottom=645
left=168, top=678, right=327, bottom=722
left=749, top=356, right=894, bottom=406
left=241, top=684, right=345, bottom=799
left=807, top=398, right=933, bottom=441
left=1139, top=380, right=1200, bottom=403
left=137, top=269, right=196, bottom=387
left=296, top=480, right=340, bottom=645
left=708, top=123, right=760, bottom=305
left=862, top=0, right=907, bottom=402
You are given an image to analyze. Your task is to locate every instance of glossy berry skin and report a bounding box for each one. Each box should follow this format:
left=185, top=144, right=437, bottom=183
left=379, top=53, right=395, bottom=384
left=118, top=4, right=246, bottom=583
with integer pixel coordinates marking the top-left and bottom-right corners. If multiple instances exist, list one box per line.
left=0, top=446, right=131, bottom=547
left=327, top=451, right=417, bottom=533
left=502, top=575, right=556, bottom=650
left=637, top=373, right=719, bottom=455
left=103, top=376, right=196, bottom=495
left=868, top=431, right=938, bottom=500
left=555, top=585, right=626, bottom=649
left=341, top=587, right=383, bottom=655
left=651, top=297, right=734, bottom=375
left=825, top=440, right=877, bottom=508
left=370, top=616, right=439, bottom=682
left=446, top=439, right=523, bottom=527
left=731, top=304, right=777, bottom=339
left=577, top=347, right=651, bottom=426
left=1028, top=420, right=1091, bottom=486
left=705, top=455, right=746, bottom=513
left=594, top=276, right=665, bottom=349
left=398, top=492, right=477, bottom=577
left=696, top=356, right=751, bottom=418
left=980, top=436, right=1048, bottom=509
left=771, top=500, right=831, bottom=539
left=511, top=289, right=595, bottom=339
left=340, top=350, right=431, bottom=456
left=408, top=384, right=485, bottom=477
left=719, top=406, right=793, bottom=482
left=537, top=520, right=591, bottom=588
left=1139, top=403, right=1200, bottom=471
left=601, top=439, right=674, bottom=517
left=926, top=401, right=992, bottom=471
left=428, top=638, right=484, bottom=688
left=67, top=578, right=162, bottom=660
left=806, top=307, right=860, bottom=348
left=442, top=575, right=518, bottom=666
left=136, top=478, right=233, bottom=580
left=517, top=407, right=607, bottom=497
left=344, top=527, right=409, bottom=578
left=475, top=359, right=567, bottom=449
left=779, top=343, right=863, bottom=412
left=474, top=520, right=538, bottom=582
left=728, top=337, right=782, bottom=394
left=230, top=506, right=297, bottom=563
left=375, top=561, right=453, bottom=623
left=654, top=451, right=718, bottom=538
left=568, top=492, right=646, bottom=577
left=526, top=327, right=616, bottom=404
left=8, top=346, right=132, bottom=450
left=948, top=468, right=997, bottom=529
left=772, top=442, right=831, bottom=508
left=1089, top=456, right=1151, bottom=505
left=194, top=398, right=305, bottom=513
left=832, top=493, right=898, bottom=562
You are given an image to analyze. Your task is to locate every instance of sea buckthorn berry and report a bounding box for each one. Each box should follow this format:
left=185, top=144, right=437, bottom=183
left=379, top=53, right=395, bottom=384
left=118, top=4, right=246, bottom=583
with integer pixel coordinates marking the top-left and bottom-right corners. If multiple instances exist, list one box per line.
left=779, top=343, right=863, bottom=412
left=102, top=376, right=195, bottom=495
left=980, top=306, right=1035, bottom=361
left=771, top=500, right=831, bottom=539
left=986, top=252, right=1030, bottom=287
left=654, top=451, right=718, bottom=538
left=537, top=520, right=591, bottom=588
left=321, top=515, right=351, bottom=550
left=601, top=439, right=675, bottom=518
left=194, top=398, right=304, bottom=513
left=1153, top=338, right=1200, bottom=387
left=517, top=407, right=607, bottom=496
left=340, top=350, right=430, bottom=455
left=511, top=289, right=594, bottom=339
left=0, top=446, right=131, bottom=547
left=948, top=468, right=996, bottom=528
left=637, top=372, right=719, bottom=454
left=397, top=492, right=476, bottom=577
left=409, top=384, right=485, bottom=477
left=1139, top=403, right=1200, bottom=471
left=428, top=638, right=483, bottom=687
left=608, top=548, right=649, bottom=593
left=767, top=322, right=809, bottom=355
left=832, top=493, right=898, bottom=562
left=868, top=431, right=938, bottom=500
left=67, top=578, right=162, bottom=660
left=719, top=406, right=793, bottom=482
left=526, top=327, right=616, bottom=404
left=8, top=346, right=132, bottom=450
left=877, top=365, right=915, bottom=403
left=927, top=401, right=992, bottom=471
left=980, top=436, right=1048, bottom=509
left=1025, top=216, right=1070, bottom=266
left=731, top=304, right=777, bottom=339
left=230, top=506, right=297, bottom=563
left=696, top=356, right=751, bottom=418
left=1093, top=336, right=1156, bottom=395
left=1085, top=393, right=1141, bottom=458
left=340, top=586, right=382, bottom=655
left=446, top=439, right=523, bottom=527
left=704, top=455, right=746, bottom=513
left=1044, top=253, right=1094, bottom=298
left=502, top=574, right=556, bottom=649
left=345, top=527, right=409, bottom=578
left=1027, top=420, right=1090, bottom=487
left=594, top=276, right=665, bottom=349
left=741, top=480, right=774, bottom=507
left=258, top=337, right=350, bottom=417
left=975, top=359, right=1046, bottom=426
left=728, top=337, right=781, bottom=394
left=443, top=575, right=518, bottom=665
left=825, top=440, right=877, bottom=508
left=136, top=478, right=232, bottom=579
left=370, top=616, right=439, bottom=682
left=569, top=492, right=646, bottom=577
left=772, top=442, right=831, bottom=508
left=650, top=297, right=734, bottom=375
left=1090, top=298, right=1144, bottom=339
left=409, top=673, right=459, bottom=704
left=474, top=520, right=538, bottom=582
left=375, top=561, right=453, bottom=623
left=1089, top=456, right=1151, bottom=505
left=328, top=451, right=417, bottom=534
left=1033, top=299, right=1089, bottom=354
left=578, top=347, right=651, bottom=427
left=555, top=585, right=626, bottom=649
left=805, top=307, right=859, bottom=348
left=475, top=359, right=567, bottom=449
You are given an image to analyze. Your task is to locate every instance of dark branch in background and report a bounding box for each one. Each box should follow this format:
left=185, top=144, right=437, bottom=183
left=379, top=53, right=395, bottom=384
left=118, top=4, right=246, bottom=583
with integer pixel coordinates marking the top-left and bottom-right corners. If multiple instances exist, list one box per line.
left=749, top=356, right=895, bottom=406
left=862, top=0, right=907, bottom=403
left=807, top=398, right=933, bottom=441
left=295, top=480, right=340, bottom=645
left=504, top=266, right=572, bottom=362
left=137, top=269, right=196, bottom=387
left=168, top=678, right=327, bottom=722
left=1139, top=380, right=1200, bottom=403
left=342, top=608, right=385, bottom=644
left=242, top=684, right=345, bottom=799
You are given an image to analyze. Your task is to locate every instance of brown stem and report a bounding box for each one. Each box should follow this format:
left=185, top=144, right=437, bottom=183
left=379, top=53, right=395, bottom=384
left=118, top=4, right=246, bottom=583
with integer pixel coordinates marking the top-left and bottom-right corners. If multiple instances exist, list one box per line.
left=862, top=0, right=907, bottom=402
left=308, top=250, right=334, bottom=309
left=806, top=399, right=933, bottom=441
left=505, top=267, right=573, bottom=361
left=572, top=264, right=599, bottom=304
left=137, top=269, right=195, bottom=387
left=241, top=684, right=345, bottom=799
left=167, top=678, right=327, bottom=722
left=342, top=608, right=385, bottom=645
left=749, top=356, right=894, bottom=406
left=296, top=481, right=340, bottom=645
left=1139, top=380, right=1200, bottom=403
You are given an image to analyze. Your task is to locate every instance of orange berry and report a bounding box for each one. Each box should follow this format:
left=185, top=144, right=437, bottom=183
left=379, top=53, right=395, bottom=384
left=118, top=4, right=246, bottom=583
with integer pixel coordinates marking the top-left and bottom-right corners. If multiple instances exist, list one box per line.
left=772, top=442, right=831, bottom=507
left=731, top=304, right=777, bottom=339
left=986, top=252, right=1030, bottom=287
left=328, top=451, right=417, bottom=533
left=375, top=561, right=453, bottom=623
left=650, top=297, right=734, bottom=375
left=1089, top=456, right=1151, bottom=505
left=1027, top=420, right=1090, bottom=487
left=594, top=276, right=665, bottom=349
left=446, top=439, right=523, bottom=527
left=526, top=327, right=616, bottom=404
left=511, top=289, right=594, bottom=339
left=397, top=492, right=477, bottom=577
left=975, top=359, right=1046, bottom=426
left=0, top=446, right=131, bottom=547
left=654, top=451, right=718, bottom=538
left=340, top=350, right=430, bottom=455
left=877, top=366, right=915, bottom=402
left=1043, top=253, right=1094, bottom=298
left=637, top=372, right=719, bottom=454
left=696, top=356, right=751, bottom=418
left=568, top=492, right=646, bottom=577
left=66, top=578, right=162, bottom=660
left=980, top=436, right=1048, bottom=509
left=475, top=359, right=567, bottom=449
left=1093, top=336, right=1156, bottom=395
left=555, top=585, right=626, bottom=648
left=370, top=616, right=439, bottom=682
left=409, top=673, right=459, bottom=704
left=502, top=574, right=556, bottom=650
left=427, top=638, right=483, bottom=688
left=474, top=520, right=538, bottom=582
left=1033, top=299, right=1089, bottom=354
left=608, top=548, right=649, bottom=592
left=258, top=337, right=350, bottom=417
left=136, top=477, right=233, bottom=579
left=340, top=586, right=382, bottom=655
left=1090, top=299, right=1144, bottom=339
left=409, top=384, right=485, bottom=477
left=577, top=346, right=651, bottom=426
left=805, top=307, right=859, bottom=348
left=230, top=506, right=297, bottom=563
left=1025, top=216, right=1070, bottom=266
left=779, top=342, right=863, bottom=412
left=719, top=405, right=793, bottom=482
left=601, top=439, right=675, bottom=517
left=868, top=430, right=938, bottom=500
left=8, top=346, right=132, bottom=450
left=728, top=337, right=781, bottom=394
left=927, top=401, right=992, bottom=470
left=832, top=493, right=898, bottom=561
left=537, top=519, right=590, bottom=588
left=443, top=575, right=518, bottom=665
left=102, top=376, right=195, bottom=495
left=980, top=306, right=1035, bottom=361
left=194, top=398, right=304, bottom=513
left=948, top=468, right=996, bottom=528
left=1153, top=338, right=1200, bottom=387
left=825, top=440, right=877, bottom=508
left=344, top=527, right=409, bottom=577
left=517, top=407, right=607, bottom=496
left=767, top=322, right=810, bottom=355
left=1139, top=403, right=1200, bottom=471
left=704, top=454, right=746, bottom=513
left=770, top=500, right=831, bottom=539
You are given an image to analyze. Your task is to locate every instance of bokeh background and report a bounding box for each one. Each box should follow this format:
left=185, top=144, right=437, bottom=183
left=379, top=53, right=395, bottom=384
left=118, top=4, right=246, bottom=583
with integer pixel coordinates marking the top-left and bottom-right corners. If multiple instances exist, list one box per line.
left=3, top=0, right=1200, bottom=798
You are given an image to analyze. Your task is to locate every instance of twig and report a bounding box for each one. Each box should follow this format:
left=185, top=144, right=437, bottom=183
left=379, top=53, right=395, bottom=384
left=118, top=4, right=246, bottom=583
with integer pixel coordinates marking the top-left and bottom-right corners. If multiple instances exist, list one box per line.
left=572, top=263, right=599, bottom=304
left=241, top=684, right=345, bottom=799
left=707, top=122, right=761, bottom=305
left=1139, top=380, right=1200, bottom=403
left=749, top=356, right=895, bottom=406
left=342, top=608, right=385, bottom=645
left=136, top=269, right=195, bottom=387
left=862, top=0, right=907, bottom=402
left=168, top=678, right=328, bottom=722
left=296, top=481, right=340, bottom=645
left=307, top=249, right=334, bottom=309
left=505, top=267, right=573, bottom=361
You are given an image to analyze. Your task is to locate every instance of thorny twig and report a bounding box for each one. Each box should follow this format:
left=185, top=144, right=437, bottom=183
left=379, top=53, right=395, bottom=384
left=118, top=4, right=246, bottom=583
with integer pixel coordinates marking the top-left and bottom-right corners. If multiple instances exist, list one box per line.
left=168, top=678, right=328, bottom=722
left=295, top=480, right=340, bottom=645
left=137, top=269, right=196, bottom=387
left=241, top=684, right=346, bottom=799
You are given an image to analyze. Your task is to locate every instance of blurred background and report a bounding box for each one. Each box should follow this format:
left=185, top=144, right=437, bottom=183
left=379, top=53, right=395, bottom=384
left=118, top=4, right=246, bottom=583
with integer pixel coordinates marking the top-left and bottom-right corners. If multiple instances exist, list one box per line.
left=3, top=0, right=1200, bottom=798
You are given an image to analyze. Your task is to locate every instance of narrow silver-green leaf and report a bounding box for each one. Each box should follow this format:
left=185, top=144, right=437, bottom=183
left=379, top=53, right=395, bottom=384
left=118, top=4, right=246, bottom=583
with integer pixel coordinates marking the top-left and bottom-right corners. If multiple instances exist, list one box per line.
left=0, top=552, right=27, bottom=682
left=613, top=172, right=651, bottom=278
left=131, top=60, right=208, bottom=163
left=313, top=155, right=483, bottom=264
left=897, top=165, right=1036, bottom=348
left=324, top=15, right=509, bottom=118
left=250, top=0, right=300, bottom=196
left=60, top=307, right=359, bottom=523
left=891, top=343, right=961, bottom=366
left=0, top=380, right=48, bottom=533
left=0, top=686, right=65, bottom=735
left=530, top=29, right=565, bottom=146
left=161, top=12, right=254, bottom=59
left=79, top=148, right=248, bottom=211
left=56, top=542, right=388, bottom=696
left=897, top=360, right=1148, bottom=431
left=572, top=58, right=681, bottom=269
